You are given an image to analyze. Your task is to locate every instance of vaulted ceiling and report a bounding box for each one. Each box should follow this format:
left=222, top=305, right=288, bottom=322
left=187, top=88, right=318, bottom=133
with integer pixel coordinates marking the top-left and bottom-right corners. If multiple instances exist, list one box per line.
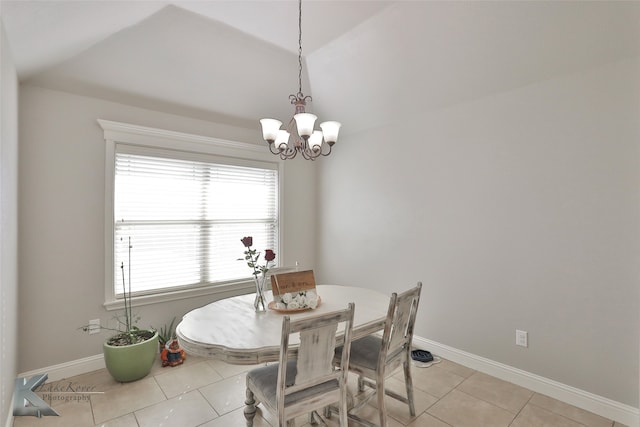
left=2, top=1, right=639, bottom=135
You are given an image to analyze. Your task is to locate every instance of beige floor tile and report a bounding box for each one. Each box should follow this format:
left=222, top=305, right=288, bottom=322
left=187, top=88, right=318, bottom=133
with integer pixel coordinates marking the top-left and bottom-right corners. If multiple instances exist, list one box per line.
left=407, top=412, right=453, bottom=427
left=154, top=359, right=223, bottom=398
left=199, top=373, right=248, bottom=415
left=311, top=415, right=341, bottom=427
left=13, top=399, right=94, bottom=427
left=91, top=377, right=166, bottom=424
left=243, top=397, right=349, bottom=426
left=199, top=405, right=271, bottom=426
left=613, top=422, right=629, bottom=427
left=431, top=359, right=476, bottom=379
left=411, top=364, right=466, bottom=398
left=511, top=403, right=585, bottom=427
left=345, top=403, right=405, bottom=427
left=456, top=371, right=533, bottom=413
left=427, top=389, right=515, bottom=427
left=260, top=406, right=319, bottom=427
left=207, top=358, right=262, bottom=378
left=146, top=355, right=162, bottom=374
left=368, top=376, right=439, bottom=425
left=313, top=412, right=343, bottom=427
left=35, top=379, right=101, bottom=409
left=530, top=393, right=613, bottom=427
left=94, top=413, right=139, bottom=427
left=134, top=389, right=218, bottom=427
left=316, top=404, right=404, bottom=427
left=44, top=368, right=120, bottom=395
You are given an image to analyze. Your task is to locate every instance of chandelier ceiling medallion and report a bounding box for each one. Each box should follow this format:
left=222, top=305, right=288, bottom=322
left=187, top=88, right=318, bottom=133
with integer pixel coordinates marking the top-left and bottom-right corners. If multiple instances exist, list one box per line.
left=259, top=0, right=341, bottom=161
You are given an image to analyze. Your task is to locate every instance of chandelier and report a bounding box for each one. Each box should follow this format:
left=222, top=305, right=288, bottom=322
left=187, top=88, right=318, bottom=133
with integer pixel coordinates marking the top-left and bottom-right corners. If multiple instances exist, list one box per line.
left=259, top=0, right=341, bottom=161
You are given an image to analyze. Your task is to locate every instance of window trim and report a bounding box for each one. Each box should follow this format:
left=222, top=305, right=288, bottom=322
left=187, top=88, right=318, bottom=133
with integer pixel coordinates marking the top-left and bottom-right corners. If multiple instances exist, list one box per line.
left=99, top=119, right=285, bottom=311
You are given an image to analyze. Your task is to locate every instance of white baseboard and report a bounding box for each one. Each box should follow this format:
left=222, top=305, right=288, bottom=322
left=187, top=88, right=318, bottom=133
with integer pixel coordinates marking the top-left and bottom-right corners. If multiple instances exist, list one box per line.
left=17, top=354, right=105, bottom=383
left=414, top=336, right=639, bottom=427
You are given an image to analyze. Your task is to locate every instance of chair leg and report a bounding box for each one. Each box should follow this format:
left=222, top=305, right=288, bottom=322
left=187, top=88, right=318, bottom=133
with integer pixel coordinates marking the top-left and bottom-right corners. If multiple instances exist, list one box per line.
left=358, top=375, right=365, bottom=392
left=376, top=380, right=387, bottom=427
left=339, top=384, right=348, bottom=427
left=403, top=360, right=416, bottom=416
left=243, top=388, right=257, bottom=427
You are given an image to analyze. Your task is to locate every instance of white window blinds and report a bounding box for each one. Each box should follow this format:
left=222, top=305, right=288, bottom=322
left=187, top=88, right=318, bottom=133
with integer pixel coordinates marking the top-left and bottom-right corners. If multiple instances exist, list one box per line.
left=113, top=150, right=279, bottom=296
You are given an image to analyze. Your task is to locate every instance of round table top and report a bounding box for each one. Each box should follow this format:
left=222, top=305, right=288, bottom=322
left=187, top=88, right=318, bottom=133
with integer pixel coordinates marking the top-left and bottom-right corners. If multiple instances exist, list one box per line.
left=176, top=284, right=390, bottom=364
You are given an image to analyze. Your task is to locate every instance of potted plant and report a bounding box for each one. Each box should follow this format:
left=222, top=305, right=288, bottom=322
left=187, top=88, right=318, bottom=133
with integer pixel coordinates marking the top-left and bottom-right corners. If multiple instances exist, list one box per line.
left=156, top=317, right=176, bottom=350
left=85, top=238, right=158, bottom=382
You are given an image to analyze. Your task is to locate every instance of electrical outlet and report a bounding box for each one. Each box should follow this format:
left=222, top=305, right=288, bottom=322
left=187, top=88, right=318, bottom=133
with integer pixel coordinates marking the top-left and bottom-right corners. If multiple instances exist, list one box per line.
left=88, top=319, right=101, bottom=335
left=516, top=329, right=528, bottom=347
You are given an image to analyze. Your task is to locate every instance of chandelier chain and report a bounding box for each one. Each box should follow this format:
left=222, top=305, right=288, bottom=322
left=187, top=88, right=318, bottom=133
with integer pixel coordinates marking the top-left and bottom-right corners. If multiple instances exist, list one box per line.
left=297, top=0, right=303, bottom=97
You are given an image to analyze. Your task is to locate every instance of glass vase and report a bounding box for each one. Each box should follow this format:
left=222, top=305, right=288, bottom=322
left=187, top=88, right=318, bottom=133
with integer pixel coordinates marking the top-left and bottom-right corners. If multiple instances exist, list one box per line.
left=253, top=275, right=267, bottom=312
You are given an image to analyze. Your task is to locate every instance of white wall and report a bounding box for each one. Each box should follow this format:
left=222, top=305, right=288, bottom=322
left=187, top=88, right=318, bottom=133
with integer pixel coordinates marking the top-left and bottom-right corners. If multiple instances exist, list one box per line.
left=17, top=84, right=317, bottom=373
left=0, top=18, right=19, bottom=426
left=317, top=58, right=640, bottom=407
left=11, top=0, right=639, bottom=417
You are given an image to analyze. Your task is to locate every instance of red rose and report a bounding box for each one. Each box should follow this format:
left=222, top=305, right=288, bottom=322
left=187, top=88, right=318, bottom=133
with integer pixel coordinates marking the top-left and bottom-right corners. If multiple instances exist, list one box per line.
left=241, top=236, right=253, bottom=248
left=264, top=249, right=276, bottom=261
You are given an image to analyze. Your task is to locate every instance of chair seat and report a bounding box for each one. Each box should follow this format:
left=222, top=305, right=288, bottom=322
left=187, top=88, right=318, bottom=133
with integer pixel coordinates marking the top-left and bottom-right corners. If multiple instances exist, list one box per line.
left=335, top=335, right=382, bottom=371
left=247, top=360, right=339, bottom=407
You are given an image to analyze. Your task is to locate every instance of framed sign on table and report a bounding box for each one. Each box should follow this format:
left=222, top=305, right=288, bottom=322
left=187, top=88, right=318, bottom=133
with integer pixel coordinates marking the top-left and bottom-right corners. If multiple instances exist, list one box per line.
left=269, top=270, right=321, bottom=312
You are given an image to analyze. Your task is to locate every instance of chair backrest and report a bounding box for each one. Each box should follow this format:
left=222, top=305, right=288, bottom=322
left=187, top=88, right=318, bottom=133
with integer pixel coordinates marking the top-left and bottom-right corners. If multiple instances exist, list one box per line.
left=379, top=282, right=422, bottom=370
left=276, top=303, right=355, bottom=415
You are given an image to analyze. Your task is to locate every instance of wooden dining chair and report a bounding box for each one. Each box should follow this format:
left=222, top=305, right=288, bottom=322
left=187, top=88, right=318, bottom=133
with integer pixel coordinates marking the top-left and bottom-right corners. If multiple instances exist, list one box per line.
left=244, top=303, right=355, bottom=427
left=332, top=282, right=422, bottom=427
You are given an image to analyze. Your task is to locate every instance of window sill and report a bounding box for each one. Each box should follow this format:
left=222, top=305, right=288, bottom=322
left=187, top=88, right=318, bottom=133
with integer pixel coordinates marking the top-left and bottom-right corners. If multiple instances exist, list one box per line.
left=103, top=280, right=255, bottom=311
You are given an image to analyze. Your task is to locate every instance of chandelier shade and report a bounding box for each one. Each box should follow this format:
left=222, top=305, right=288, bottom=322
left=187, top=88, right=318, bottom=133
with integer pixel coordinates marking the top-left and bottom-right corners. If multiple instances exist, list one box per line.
left=319, top=121, right=341, bottom=144
left=259, top=119, right=282, bottom=144
left=259, top=0, right=341, bottom=160
left=293, top=113, right=317, bottom=139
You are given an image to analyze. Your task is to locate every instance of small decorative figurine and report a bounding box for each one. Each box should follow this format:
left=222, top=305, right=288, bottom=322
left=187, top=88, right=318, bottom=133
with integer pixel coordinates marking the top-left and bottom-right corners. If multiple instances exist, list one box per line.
left=161, top=339, right=186, bottom=367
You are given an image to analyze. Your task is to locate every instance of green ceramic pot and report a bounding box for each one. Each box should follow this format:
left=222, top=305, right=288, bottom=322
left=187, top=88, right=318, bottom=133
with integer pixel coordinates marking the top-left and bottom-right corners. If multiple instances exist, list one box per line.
left=103, top=330, right=158, bottom=382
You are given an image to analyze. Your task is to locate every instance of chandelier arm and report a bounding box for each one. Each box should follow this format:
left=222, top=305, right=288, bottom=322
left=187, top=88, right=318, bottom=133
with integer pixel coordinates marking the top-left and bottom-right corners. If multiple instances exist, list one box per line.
left=268, top=143, right=282, bottom=156
left=267, top=140, right=298, bottom=160
left=281, top=147, right=297, bottom=160
left=302, top=140, right=314, bottom=160
left=320, top=143, right=333, bottom=157
left=301, top=145, right=322, bottom=161
left=300, top=148, right=313, bottom=161
left=299, top=139, right=312, bottom=160
left=277, top=143, right=298, bottom=160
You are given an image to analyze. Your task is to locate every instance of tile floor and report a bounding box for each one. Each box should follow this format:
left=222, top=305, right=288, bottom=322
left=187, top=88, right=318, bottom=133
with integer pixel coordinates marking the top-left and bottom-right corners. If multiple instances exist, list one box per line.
left=14, top=355, right=627, bottom=427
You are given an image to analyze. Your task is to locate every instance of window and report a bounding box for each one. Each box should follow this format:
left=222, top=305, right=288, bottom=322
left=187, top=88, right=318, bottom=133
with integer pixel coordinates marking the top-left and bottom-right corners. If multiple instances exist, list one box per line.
left=100, top=120, right=282, bottom=309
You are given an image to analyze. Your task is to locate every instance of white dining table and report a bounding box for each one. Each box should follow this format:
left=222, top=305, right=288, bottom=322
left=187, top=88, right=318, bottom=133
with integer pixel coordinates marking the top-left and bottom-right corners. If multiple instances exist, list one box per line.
left=176, top=284, right=390, bottom=364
